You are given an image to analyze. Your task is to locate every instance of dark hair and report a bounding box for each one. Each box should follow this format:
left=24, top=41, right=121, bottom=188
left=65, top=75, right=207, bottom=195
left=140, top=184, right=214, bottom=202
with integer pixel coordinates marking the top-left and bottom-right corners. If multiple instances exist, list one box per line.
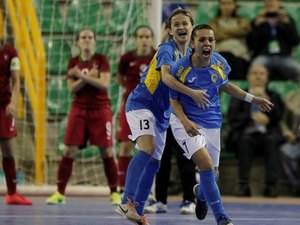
left=75, top=28, right=96, bottom=41
left=134, top=25, right=154, bottom=37
left=216, top=0, right=238, bottom=18
left=167, top=8, right=194, bottom=28
left=191, top=24, right=214, bottom=41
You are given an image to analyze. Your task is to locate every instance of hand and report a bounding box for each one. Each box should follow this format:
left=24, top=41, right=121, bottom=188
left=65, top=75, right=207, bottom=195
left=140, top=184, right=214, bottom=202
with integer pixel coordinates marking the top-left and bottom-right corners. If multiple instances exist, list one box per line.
left=68, top=66, right=81, bottom=78
left=6, top=103, right=16, bottom=116
left=252, top=96, right=274, bottom=112
left=88, top=67, right=99, bottom=78
left=181, top=118, right=200, bottom=137
left=190, top=89, right=211, bottom=109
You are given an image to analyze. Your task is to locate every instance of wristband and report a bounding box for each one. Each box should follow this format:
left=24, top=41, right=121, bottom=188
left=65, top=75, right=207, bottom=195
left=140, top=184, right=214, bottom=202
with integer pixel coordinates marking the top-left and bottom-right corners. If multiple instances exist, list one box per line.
left=244, top=93, right=254, bottom=103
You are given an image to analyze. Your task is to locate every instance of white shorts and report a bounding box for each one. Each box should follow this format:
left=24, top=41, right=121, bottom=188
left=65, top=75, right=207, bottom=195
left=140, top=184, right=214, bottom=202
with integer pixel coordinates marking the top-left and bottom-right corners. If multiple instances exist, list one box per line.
left=126, top=109, right=167, bottom=160
left=170, top=113, right=221, bottom=167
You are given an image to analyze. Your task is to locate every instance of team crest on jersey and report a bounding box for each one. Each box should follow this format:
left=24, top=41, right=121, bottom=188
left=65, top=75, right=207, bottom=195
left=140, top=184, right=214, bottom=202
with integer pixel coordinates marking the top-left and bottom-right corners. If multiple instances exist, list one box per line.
left=211, top=73, right=219, bottom=83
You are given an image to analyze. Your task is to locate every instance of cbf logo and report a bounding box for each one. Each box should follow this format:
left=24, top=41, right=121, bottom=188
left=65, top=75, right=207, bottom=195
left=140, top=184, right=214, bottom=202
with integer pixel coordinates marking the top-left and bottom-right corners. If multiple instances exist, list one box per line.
left=211, top=73, right=218, bottom=83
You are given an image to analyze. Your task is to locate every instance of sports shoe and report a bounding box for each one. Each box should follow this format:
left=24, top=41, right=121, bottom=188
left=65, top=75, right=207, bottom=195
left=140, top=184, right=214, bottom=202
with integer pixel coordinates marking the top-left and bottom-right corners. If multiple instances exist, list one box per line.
left=217, top=215, right=234, bottom=225
left=6, top=193, right=32, bottom=205
left=179, top=200, right=196, bottom=214
left=110, top=192, right=121, bottom=205
left=46, top=191, right=66, bottom=205
left=116, top=199, right=141, bottom=221
left=116, top=199, right=150, bottom=225
left=193, top=184, right=208, bottom=220
left=144, top=201, right=167, bottom=213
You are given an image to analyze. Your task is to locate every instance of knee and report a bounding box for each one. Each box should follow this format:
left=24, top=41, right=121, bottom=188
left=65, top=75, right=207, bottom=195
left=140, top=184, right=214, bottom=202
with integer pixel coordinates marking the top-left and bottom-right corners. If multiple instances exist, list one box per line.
left=63, top=146, right=78, bottom=158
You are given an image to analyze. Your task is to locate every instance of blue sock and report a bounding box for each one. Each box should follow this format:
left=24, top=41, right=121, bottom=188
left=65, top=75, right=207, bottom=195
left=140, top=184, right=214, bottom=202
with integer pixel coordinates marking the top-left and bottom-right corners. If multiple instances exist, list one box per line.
left=199, top=170, right=226, bottom=221
left=134, top=159, right=160, bottom=215
left=198, top=170, right=219, bottom=202
left=122, top=151, right=152, bottom=204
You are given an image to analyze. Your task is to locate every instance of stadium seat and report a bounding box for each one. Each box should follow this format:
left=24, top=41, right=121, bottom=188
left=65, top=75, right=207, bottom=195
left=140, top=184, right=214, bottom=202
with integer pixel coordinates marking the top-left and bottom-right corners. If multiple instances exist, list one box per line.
left=195, top=2, right=218, bottom=25
left=108, top=1, right=148, bottom=35
left=65, top=0, right=106, bottom=35
left=44, top=38, right=72, bottom=75
left=238, top=2, right=263, bottom=20
left=47, top=77, right=71, bottom=116
left=283, top=5, right=300, bottom=32
left=268, top=81, right=298, bottom=100
left=36, top=0, right=64, bottom=34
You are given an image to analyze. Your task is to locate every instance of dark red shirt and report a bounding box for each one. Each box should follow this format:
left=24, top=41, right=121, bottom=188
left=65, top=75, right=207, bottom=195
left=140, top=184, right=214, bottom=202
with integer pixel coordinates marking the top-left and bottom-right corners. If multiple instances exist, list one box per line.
left=67, top=53, right=111, bottom=109
left=118, top=50, right=155, bottom=100
left=0, top=45, right=18, bottom=107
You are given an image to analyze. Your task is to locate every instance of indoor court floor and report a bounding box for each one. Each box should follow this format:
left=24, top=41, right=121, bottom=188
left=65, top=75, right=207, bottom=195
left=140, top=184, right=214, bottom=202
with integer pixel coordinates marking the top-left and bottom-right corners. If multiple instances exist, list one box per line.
left=0, top=196, right=299, bottom=225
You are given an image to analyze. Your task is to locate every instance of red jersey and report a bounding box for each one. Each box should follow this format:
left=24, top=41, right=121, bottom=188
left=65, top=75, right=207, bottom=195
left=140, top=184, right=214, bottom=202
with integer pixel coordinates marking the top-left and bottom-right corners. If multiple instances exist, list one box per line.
left=0, top=45, right=18, bottom=107
left=118, top=50, right=156, bottom=100
left=67, top=53, right=111, bottom=109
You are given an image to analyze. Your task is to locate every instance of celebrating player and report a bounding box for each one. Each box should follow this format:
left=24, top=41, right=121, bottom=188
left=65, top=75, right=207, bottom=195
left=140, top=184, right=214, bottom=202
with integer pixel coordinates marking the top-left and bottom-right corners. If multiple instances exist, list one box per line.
left=116, top=8, right=210, bottom=225
left=169, top=24, right=273, bottom=225
left=117, top=25, right=156, bottom=193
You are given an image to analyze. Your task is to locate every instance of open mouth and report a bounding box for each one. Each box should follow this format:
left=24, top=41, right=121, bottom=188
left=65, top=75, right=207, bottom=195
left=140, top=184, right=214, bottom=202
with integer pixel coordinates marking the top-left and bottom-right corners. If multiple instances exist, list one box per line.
left=202, top=48, right=211, bottom=57
left=178, top=30, right=187, bottom=37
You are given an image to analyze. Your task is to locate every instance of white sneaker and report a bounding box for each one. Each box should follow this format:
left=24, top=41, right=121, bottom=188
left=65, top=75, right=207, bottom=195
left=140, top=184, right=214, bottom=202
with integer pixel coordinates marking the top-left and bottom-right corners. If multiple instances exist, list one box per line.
left=180, top=200, right=196, bottom=214
left=144, top=201, right=167, bottom=213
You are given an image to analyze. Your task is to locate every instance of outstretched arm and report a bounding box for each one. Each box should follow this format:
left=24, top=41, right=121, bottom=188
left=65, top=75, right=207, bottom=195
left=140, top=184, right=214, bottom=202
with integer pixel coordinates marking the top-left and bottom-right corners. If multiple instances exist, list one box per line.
left=220, top=82, right=274, bottom=112
left=161, top=64, right=211, bottom=108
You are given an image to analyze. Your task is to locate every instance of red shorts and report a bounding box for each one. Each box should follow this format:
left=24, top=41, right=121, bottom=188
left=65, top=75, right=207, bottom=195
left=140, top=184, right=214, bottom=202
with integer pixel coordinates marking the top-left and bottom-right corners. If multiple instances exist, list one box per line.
left=64, top=107, right=113, bottom=147
left=117, top=103, right=131, bottom=141
left=0, top=107, right=17, bottom=138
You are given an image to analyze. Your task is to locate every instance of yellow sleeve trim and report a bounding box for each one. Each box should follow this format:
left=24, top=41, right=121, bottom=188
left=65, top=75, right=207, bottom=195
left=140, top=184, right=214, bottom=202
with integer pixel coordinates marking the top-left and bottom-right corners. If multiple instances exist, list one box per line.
left=178, top=66, right=192, bottom=83
left=211, top=64, right=226, bottom=80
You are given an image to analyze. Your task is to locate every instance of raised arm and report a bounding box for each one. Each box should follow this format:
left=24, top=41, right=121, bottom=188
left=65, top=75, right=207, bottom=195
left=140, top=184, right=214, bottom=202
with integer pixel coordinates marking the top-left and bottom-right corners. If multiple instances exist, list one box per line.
left=220, top=81, right=274, bottom=112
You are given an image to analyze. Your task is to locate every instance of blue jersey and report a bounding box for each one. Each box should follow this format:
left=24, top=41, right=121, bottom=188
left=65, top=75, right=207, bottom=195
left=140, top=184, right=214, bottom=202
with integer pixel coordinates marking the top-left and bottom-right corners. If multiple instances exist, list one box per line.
left=170, top=52, right=231, bottom=128
left=126, top=39, right=191, bottom=131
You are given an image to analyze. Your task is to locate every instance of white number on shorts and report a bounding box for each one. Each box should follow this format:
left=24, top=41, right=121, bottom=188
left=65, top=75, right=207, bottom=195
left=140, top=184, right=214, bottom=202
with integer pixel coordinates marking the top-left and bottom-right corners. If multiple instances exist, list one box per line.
left=139, top=119, right=150, bottom=130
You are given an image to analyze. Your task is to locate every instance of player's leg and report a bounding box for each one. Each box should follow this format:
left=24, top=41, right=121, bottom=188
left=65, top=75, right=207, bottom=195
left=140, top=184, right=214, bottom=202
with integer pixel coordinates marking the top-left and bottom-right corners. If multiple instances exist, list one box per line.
left=117, top=104, right=134, bottom=193
left=46, top=107, right=84, bottom=205
left=175, top=137, right=197, bottom=214
left=134, top=128, right=166, bottom=216
left=192, top=149, right=233, bottom=225
left=0, top=109, right=31, bottom=205
left=144, top=127, right=172, bottom=214
left=89, top=108, right=120, bottom=204
left=116, top=109, right=155, bottom=224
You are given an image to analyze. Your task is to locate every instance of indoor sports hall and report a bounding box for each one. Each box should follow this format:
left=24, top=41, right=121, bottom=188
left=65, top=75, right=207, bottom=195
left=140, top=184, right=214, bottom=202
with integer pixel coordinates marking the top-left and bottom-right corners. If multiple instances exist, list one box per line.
left=0, top=0, right=300, bottom=225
